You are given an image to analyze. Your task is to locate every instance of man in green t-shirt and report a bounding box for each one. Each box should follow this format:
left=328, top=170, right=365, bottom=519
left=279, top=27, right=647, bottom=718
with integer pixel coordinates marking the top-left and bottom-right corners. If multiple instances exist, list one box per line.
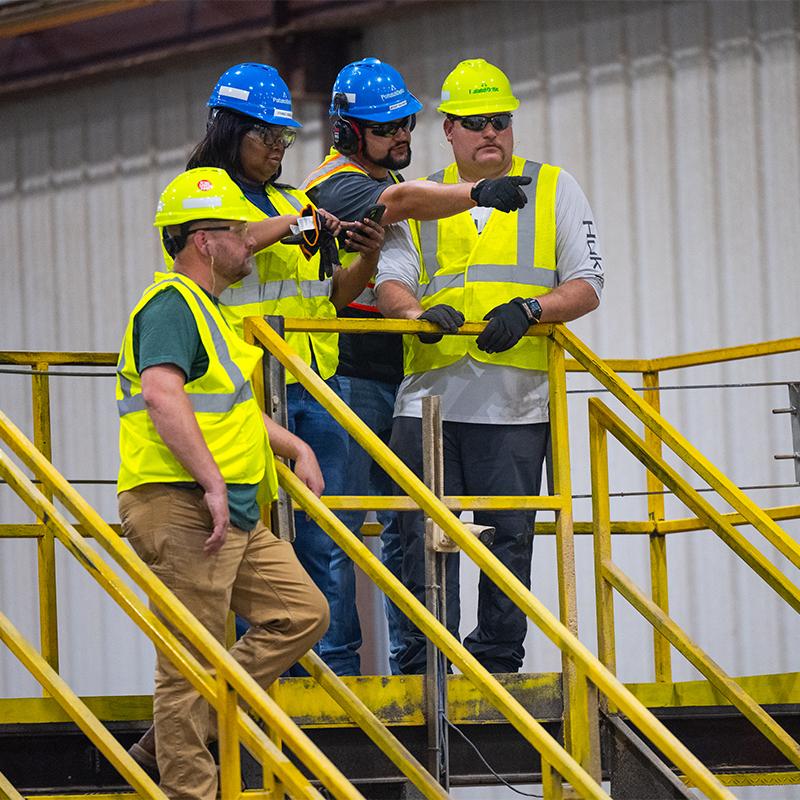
left=119, top=168, right=329, bottom=799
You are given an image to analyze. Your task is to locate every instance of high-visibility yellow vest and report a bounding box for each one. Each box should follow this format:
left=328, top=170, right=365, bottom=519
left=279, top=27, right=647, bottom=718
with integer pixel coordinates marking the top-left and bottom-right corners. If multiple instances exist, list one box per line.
left=404, top=155, right=560, bottom=375
left=116, top=271, right=278, bottom=504
left=217, top=185, right=339, bottom=382
left=303, top=148, right=401, bottom=313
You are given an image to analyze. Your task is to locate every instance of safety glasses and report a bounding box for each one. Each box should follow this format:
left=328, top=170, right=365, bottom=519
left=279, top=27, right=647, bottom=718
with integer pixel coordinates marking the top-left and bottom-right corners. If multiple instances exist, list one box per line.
left=452, top=113, right=513, bottom=132
left=248, top=124, right=297, bottom=149
left=187, top=222, right=249, bottom=239
left=363, top=114, right=417, bottom=138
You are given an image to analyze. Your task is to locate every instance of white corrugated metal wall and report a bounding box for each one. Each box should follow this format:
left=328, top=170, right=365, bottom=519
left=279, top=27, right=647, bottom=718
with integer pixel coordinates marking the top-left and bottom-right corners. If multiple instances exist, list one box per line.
left=1, top=1, right=798, bottom=795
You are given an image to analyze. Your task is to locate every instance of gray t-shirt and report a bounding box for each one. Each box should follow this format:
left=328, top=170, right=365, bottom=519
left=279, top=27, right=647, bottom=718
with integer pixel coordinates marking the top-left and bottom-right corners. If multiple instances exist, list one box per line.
left=375, top=167, right=604, bottom=424
left=304, top=164, right=407, bottom=384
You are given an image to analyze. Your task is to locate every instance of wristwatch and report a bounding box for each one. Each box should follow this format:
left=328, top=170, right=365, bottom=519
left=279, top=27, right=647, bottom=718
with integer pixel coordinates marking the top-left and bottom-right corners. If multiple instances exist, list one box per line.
left=520, top=297, right=542, bottom=324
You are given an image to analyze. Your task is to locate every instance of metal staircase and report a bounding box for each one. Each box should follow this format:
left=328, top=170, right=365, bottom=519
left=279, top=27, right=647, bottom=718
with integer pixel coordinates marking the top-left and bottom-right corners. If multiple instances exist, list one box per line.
left=1, top=322, right=798, bottom=799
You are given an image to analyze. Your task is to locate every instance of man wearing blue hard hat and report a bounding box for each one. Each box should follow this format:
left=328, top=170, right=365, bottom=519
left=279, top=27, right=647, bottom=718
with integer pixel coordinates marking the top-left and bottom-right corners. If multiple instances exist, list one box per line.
left=302, top=57, right=533, bottom=677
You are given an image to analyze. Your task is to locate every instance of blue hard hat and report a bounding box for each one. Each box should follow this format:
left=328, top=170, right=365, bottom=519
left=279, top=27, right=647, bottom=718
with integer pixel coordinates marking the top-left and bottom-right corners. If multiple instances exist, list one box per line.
left=329, top=57, right=422, bottom=122
left=208, top=62, right=302, bottom=128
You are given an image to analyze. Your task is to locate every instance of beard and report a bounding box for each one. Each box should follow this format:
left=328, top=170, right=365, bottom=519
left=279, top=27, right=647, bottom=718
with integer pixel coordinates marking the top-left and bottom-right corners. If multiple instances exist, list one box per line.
left=370, top=144, right=412, bottom=171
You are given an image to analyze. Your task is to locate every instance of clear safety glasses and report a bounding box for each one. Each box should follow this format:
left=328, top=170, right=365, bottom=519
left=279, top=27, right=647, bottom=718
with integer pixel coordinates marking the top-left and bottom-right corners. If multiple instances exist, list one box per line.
left=248, top=124, right=297, bottom=149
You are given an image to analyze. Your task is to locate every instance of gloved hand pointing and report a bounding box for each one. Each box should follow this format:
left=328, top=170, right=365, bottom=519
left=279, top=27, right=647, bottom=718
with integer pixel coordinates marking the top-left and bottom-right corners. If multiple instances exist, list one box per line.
left=470, top=175, right=532, bottom=212
left=475, top=298, right=530, bottom=354
left=417, top=304, right=465, bottom=344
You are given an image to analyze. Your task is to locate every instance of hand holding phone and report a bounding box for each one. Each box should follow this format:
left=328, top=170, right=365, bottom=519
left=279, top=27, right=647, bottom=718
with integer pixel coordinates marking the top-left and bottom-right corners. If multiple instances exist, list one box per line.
left=340, top=204, right=386, bottom=252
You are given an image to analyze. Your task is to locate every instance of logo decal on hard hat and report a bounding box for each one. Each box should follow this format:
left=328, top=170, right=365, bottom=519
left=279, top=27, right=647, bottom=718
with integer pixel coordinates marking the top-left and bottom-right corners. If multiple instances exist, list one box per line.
left=469, top=81, right=499, bottom=96
left=197, top=179, right=213, bottom=191
left=273, top=108, right=292, bottom=119
left=183, top=197, right=223, bottom=209
left=219, top=86, right=250, bottom=101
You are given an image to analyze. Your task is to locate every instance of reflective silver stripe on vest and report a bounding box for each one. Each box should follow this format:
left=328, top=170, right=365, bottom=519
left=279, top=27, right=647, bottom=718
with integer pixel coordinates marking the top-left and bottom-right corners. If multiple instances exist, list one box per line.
left=467, top=263, right=556, bottom=288
left=118, top=278, right=253, bottom=417
left=418, top=273, right=465, bottom=298
left=300, top=278, right=333, bottom=299
left=301, top=154, right=360, bottom=189
left=116, top=351, right=134, bottom=407
left=220, top=279, right=298, bottom=306
left=418, top=160, right=547, bottom=293
left=417, top=169, right=446, bottom=277
left=275, top=187, right=304, bottom=213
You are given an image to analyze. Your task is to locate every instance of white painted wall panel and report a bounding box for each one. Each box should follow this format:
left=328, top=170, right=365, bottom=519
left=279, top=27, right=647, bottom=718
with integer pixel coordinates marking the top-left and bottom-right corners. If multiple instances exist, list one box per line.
left=1, top=3, right=798, bottom=794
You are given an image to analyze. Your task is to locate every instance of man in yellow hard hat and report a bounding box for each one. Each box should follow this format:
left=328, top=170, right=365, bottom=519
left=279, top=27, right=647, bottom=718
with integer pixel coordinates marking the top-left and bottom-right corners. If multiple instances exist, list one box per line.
left=117, top=167, right=329, bottom=798
left=376, top=59, right=605, bottom=675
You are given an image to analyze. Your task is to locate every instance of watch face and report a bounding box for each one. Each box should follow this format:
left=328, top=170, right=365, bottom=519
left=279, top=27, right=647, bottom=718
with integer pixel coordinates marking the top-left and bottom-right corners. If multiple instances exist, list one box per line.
left=528, top=298, right=542, bottom=320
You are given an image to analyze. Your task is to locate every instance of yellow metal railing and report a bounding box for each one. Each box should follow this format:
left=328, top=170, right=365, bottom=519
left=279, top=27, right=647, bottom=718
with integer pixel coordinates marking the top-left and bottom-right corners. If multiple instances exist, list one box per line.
left=2, top=329, right=796, bottom=797
left=588, top=397, right=800, bottom=768
left=0, top=412, right=457, bottom=800
left=245, top=316, right=736, bottom=800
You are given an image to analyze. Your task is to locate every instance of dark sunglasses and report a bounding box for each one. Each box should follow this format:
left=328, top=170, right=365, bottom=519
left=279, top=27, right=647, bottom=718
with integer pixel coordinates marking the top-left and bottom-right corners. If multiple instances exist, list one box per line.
left=249, top=124, right=297, bottom=149
left=452, top=113, right=513, bottom=132
left=363, top=114, right=417, bottom=138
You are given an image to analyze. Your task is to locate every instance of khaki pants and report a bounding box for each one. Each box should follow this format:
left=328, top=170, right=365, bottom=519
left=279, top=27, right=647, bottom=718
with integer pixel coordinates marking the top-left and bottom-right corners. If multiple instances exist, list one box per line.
left=119, top=484, right=329, bottom=800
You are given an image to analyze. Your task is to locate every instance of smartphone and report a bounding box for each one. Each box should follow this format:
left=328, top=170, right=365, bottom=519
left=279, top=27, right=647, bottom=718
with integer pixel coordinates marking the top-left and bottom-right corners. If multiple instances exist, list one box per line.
left=340, top=203, right=387, bottom=251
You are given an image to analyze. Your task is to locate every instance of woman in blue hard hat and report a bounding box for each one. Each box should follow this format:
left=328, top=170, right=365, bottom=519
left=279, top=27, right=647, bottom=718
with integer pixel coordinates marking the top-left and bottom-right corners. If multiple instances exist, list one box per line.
left=188, top=64, right=383, bottom=664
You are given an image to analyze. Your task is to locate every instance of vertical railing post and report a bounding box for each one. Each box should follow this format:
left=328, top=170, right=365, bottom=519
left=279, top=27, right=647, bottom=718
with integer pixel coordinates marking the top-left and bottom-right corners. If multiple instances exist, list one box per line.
left=243, top=317, right=285, bottom=800
left=547, top=337, right=600, bottom=780
left=589, top=408, right=616, bottom=680
left=421, top=395, right=450, bottom=790
left=642, top=370, right=671, bottom=682
left=217, top=674, right=242, bottom=800
left=32, top=361, right=59, bottom=677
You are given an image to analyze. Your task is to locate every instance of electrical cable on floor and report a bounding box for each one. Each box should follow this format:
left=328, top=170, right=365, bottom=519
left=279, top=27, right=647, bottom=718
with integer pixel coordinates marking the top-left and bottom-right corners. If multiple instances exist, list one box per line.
left=442, top=715, right=542, bottom=798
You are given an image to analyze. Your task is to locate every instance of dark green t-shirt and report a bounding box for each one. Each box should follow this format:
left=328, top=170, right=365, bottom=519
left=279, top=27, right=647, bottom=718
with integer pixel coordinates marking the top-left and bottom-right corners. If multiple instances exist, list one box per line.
left=133, top=286, right=260, bottom=531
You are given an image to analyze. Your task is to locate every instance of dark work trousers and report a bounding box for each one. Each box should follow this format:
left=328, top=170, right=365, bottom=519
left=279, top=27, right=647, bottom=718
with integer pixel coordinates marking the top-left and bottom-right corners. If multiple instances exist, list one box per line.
left=390, top=416, right=549, bottom=674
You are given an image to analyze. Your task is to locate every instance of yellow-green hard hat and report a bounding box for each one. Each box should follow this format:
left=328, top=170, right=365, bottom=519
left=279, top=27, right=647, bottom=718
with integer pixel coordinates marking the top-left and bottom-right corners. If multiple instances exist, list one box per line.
left=153, top=167, right=261, bottom=228
left=437, top=58, right=519, bottom=116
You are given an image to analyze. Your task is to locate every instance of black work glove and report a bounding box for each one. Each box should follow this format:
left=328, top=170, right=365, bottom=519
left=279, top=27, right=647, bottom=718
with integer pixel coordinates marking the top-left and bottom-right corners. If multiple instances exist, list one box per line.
left=417, top=304, right=465, bottom=344
left=470, top=175, right=532, bottom=212
left=475, top=298, right=530, bottom=354
left=317, top=231, right=341, bottom=280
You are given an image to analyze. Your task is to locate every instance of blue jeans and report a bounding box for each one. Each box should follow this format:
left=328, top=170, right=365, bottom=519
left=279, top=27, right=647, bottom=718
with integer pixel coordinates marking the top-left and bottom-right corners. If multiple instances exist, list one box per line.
left=390, top=417, right=548, bottom=674
left=285, top=378, right=349, bottom=672
left=328, top=375, right=404, bottom=675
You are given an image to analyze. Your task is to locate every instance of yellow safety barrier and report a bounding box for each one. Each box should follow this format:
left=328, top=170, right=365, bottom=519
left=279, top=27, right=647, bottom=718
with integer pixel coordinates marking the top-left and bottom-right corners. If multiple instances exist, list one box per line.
left=0, top=769, right=26, bottom=800
left=2, top=326, right=797, bottom=797
left=0, top=414, right=355, bottom=800
left=0, top=612, right=167, bottom=799
left=246, top=316, right=735, bottom=800
left=589, top=396, right=800, bottom=769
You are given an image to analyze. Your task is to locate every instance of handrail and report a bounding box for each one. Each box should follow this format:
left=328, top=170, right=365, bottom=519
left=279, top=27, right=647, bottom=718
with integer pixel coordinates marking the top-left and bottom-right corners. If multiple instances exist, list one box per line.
left=0, top=611, right=167, bottom=799
left=0, top=414, right=356, bottom=800
left=589, top=397, right=800, bottom=768
left=247, top=316, right=734, bottom=800
left=0, top=769, right=25, bottom=800
left=2, top=329, right=795, bottom=796
left=0, top=407, right=545, bottom=800
left=554, top=326, right=800, bottom=570
left=587, top=399, right=800, bottom=611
